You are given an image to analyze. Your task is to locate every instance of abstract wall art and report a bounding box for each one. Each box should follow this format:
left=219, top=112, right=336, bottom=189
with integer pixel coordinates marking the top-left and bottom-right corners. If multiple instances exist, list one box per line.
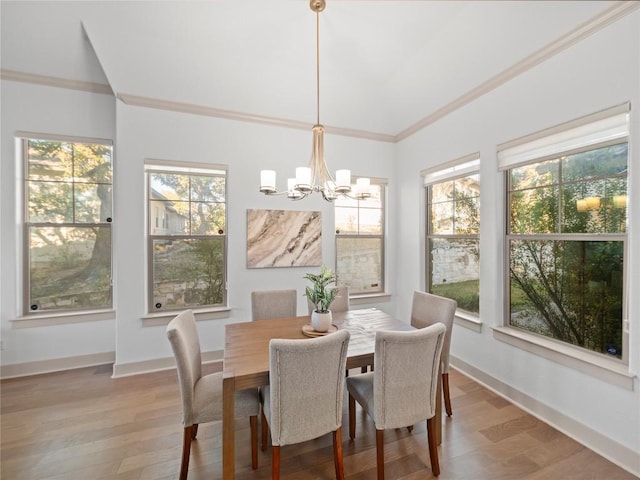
left=247, top=209, right=322, bottom=268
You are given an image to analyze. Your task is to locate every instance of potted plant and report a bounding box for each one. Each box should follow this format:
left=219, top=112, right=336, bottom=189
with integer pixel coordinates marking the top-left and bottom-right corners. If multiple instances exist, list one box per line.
left=304, top=264, right=338, bottom=332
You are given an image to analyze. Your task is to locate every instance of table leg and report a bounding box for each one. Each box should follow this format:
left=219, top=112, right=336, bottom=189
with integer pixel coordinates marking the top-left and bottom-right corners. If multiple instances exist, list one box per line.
left=222, top=372, right=235, bottom=479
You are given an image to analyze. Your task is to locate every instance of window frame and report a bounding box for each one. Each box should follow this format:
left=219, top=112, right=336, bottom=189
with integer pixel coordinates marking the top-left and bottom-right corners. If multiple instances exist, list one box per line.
left=21, top=133, right=114, bottom=316
left=499, top=104, right=630, bottom=369
left=424, top=153, right=480, bottom=318
left=145, top=159, right=228, bottom=314
left=334, top=177, right=387, bottom=296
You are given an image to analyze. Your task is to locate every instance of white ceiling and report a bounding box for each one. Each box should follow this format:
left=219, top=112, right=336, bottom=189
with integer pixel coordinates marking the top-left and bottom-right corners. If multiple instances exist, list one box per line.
left=0, top=0, right=627, bottom=139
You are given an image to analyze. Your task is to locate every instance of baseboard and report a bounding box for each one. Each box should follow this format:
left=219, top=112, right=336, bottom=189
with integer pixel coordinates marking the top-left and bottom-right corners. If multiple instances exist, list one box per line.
left=451, top=355, right=640, bottom=478
left=0, top=351, right=116, bottom=380
left=111, top=349, right=223, bottom=378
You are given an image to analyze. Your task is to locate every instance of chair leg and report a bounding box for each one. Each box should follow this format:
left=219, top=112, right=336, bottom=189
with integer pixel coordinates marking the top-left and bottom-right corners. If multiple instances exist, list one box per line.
left=261, top=409, right=269, bottom=451
left=333, top=427, right=345, bottom=480
left=360, top=365, right=368, bottom=373
left=272, top=445, right=280, bottom=480
left=190, top=423, right=199, bottom=439
left=348, top=394, right=356, bottom=440
left=426, top=417, right=440, bottom=476
left=250, top=415, right=258, bottom=470
left=443, top=373, right=452, bottom=417
left=376, top=429, right=385, bottom=480
left=180, top=425, right=194, bottom=480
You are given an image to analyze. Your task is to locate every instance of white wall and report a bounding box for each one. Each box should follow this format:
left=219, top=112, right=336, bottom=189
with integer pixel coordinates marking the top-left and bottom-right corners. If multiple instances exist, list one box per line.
left=112, top=102, right=397, bottom=367
left=396, top=10, right=640, bottom=468
left=0, top=81, right=117, bottom=366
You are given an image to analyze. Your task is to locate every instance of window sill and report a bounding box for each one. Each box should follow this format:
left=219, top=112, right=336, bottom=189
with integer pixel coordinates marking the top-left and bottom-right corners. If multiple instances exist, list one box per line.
left=492, top=326, right=635, bottom=390
left=11, top=309, right=116, bottom=328
left=454, top=311, right=482, bottom=332
left=350, top=293, right=392, bottom=305
left=141, top=307, right=231, bottom=326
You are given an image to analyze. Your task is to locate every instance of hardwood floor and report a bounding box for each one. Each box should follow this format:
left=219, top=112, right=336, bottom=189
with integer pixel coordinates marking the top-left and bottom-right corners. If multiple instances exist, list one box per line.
left=1, top=364, right=635, bottom=480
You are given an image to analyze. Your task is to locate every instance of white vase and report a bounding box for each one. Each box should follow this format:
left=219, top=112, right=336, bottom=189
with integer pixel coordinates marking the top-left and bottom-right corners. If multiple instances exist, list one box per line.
left=311, top=310, right=332, bottom=333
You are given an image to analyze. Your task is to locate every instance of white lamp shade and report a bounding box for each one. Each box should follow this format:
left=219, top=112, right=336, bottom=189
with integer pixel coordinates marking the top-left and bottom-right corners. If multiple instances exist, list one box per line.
left=335, top=169, right=351, bottom=188
left=356, top=177, right=370, bottom=195
left=260, top=170, right=276, bottom=193
left=296, top=167, right=312, bottom=189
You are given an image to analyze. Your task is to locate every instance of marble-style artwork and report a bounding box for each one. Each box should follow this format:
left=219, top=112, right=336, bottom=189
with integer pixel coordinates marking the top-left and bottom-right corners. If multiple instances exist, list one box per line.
left=247, top=209, right=322, bottom=268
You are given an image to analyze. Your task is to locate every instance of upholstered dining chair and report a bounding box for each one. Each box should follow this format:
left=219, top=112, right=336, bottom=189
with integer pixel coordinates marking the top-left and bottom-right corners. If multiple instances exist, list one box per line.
left=262, top=329, right=350, bottom=479
left=251, top=289, right=297, bottom=321
left=307, top=286, right=350, bottom=315
left=411, top=290, right=457, bottom=416
left=346, top=323, right=446, bottom=479
left=166, top=310, right=260, bottom=480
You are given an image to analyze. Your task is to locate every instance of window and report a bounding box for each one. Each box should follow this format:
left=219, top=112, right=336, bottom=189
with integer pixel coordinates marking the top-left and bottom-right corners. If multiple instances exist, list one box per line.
left=424, top=154, right=480, bottom=315
left=146, top=161, right=227, bottom=312
left=500, top=105, right=629, bottom=361
left=23, top=135, right=113, bottom=314
left=335, top=179, right=385, bottom=295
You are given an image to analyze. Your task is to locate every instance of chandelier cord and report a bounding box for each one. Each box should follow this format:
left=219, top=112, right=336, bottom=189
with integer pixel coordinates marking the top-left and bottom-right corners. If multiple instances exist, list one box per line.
left=316, top=10, right=320, bottom=126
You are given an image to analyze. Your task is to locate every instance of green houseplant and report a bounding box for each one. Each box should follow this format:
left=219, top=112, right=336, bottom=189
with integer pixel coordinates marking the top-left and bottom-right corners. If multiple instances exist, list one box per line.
left=304, top=264, right=338, bottom=332
left=304, top=264, right=338, bottom=313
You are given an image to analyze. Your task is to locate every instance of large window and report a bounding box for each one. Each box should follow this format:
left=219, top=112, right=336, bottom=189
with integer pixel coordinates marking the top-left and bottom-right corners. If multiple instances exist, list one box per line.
left=501, top=105, right=628, bottom=361
left=146, top=161, right=227, bottom=312
left=425, top=154, right=480, bottom=315
left=23, top=135, right=113, bottom=314
left=335, top=179, right=385, bottom=295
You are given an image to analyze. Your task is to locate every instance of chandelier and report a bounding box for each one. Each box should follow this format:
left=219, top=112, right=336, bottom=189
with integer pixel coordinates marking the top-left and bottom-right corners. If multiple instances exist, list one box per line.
left=259, top=0, right=370, bottom=202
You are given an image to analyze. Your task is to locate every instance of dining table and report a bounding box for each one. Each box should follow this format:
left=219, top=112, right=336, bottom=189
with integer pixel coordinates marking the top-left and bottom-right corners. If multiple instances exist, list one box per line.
left=222, top=307, right=443, bottom=479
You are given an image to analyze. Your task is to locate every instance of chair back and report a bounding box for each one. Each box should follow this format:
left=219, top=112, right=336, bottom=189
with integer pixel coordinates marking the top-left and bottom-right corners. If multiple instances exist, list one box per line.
left=252, top=289, right=297, bottom=321
left=166, top=309, right=202, bottom=425
left=268, top=329, right=350, bottom=446
left=411, top=291, right=456, bottom=372
left=307, top=286, right=350, bottom=315
left=373, top=323, right=446, bottom=429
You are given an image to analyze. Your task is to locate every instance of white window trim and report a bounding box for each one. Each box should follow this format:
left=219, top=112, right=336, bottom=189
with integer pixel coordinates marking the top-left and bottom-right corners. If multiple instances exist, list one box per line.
left=493, top=326, right=635, bottom=390
left=145, top=159, right=229, bottom=314
left=424, top=152, right=482, bottom=325
left=335, top=177, right=387, bottom=296
left=20, top=134, right=114, bottom=317
left=501, top=105, right=631, bottom=377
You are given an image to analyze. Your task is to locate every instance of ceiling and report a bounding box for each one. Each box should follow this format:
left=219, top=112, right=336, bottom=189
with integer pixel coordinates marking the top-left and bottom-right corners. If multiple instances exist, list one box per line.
left=1, top=1, right=630, bottom=140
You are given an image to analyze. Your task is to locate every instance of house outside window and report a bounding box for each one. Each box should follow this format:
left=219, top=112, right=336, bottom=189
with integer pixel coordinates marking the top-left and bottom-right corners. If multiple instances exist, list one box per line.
left=23, top=134, right=113, bottom=314
left=335, top=179, right=386, bottom=295
left=500, top=104, right=629, bottom=362
left=146, top=160, right=227, bottom=312
left=424, top=153, right=480, bottom=315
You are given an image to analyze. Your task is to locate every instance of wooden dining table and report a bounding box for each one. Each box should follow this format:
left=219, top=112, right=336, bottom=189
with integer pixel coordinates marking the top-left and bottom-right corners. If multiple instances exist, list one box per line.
left=222, top=307, right=443, bottom=479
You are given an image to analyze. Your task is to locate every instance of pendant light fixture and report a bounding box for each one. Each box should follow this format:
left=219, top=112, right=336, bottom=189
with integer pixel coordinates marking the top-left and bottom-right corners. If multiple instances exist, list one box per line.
left=259, top=0, right=370, bottom=202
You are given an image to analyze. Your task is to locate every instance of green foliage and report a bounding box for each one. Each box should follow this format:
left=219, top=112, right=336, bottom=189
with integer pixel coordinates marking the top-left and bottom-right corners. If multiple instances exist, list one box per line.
left=304, top=264, right=338, bottom=313
left=508, top=143, right=627, bottom=358
left=431, top=279, right=479, bottom=314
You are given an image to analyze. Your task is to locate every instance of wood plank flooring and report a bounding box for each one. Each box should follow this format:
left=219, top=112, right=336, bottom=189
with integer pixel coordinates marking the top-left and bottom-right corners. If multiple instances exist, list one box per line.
left=1, top=364, right=635, bottom=479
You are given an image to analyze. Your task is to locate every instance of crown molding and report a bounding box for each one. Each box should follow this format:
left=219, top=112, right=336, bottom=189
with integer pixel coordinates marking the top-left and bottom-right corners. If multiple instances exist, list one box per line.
left=116, top=93, right=396, bottom=143
left=394, top=0, right=640, bottom=141
left=2, top=1, right=637, bottom=143
left=0, top=68, right=113, bottom=95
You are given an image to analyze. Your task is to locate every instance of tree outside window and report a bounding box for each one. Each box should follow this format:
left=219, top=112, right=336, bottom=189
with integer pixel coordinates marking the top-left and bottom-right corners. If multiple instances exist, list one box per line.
left=426, top=171, right=480, bottom=315
left=147, top=165, right=227, bottom=312
left=25, top=137, right=113, bottom=313
left=507, top=142, right=627, bottom=359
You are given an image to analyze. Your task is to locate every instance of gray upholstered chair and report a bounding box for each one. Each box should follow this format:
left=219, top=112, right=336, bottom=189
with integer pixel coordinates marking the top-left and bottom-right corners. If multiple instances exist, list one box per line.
left=307, top=286, right=350, bottom=315
left=262, top=329, right=350, bottom=479
left=411, top=290, right=457, bottom=416
left=166, top=310, right=260, bottom=480
left=251, top=289, right=297, bottom=321
left=346, top=323, right=446, bottom=479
